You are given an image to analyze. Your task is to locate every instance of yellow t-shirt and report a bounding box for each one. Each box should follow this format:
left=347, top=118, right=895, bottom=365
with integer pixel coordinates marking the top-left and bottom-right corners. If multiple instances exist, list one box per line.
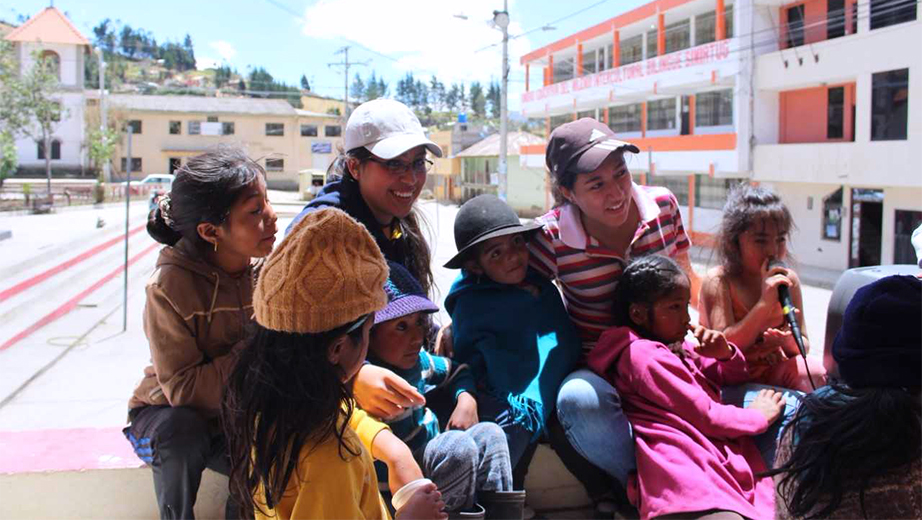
left=255, top=413, right=390, bottom=520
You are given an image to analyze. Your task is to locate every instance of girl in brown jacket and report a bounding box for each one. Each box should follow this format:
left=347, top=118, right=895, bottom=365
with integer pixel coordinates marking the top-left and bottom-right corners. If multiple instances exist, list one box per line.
left=124, top=147, right=278, bottom=520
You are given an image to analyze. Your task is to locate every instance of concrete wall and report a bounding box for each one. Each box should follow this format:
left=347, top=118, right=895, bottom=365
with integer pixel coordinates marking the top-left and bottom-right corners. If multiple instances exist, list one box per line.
left=764, top=181, right=922, bottom=270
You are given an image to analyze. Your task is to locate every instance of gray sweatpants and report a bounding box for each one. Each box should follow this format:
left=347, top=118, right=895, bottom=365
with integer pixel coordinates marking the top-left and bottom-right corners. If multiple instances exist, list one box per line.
left=417, top=422, right=513, bottom=512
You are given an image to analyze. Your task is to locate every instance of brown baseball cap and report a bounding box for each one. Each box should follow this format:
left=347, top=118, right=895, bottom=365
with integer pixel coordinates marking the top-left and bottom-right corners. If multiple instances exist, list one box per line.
left=546, top=118, right=640, bottom=184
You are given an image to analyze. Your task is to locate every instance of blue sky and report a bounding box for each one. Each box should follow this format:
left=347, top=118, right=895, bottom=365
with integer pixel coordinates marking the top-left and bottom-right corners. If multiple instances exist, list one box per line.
left=5, top=0, right=648, bottom=111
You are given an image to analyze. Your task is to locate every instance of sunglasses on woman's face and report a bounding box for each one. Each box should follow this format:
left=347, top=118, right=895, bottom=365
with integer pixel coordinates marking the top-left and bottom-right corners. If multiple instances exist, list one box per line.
left=368, top=156, right=433, bottom=174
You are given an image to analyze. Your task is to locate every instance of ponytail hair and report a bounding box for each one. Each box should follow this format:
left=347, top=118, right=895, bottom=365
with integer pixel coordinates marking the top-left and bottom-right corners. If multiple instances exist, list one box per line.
left=147, top=146, right=265, bottom=247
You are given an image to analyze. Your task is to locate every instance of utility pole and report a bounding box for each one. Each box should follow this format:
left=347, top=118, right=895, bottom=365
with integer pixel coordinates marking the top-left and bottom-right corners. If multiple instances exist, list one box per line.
left=494, top=1, right=510, bottom=201
left=329, top=47, right=368, bottom=120
left=97, top=47, right=110, bottom=183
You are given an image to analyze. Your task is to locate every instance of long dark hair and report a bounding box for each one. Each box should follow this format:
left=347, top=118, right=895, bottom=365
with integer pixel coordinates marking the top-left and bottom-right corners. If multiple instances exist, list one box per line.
left=222, top=317, right=367, bottom=515
left=147, top=146, right=264, bottom=247
left=717, top=184, right=794, bottom=277
left=769, top=383, right=922, bottom=518
left=328, top=145, right=435, bottom=297
left=612, top=255, right=687, bottom=334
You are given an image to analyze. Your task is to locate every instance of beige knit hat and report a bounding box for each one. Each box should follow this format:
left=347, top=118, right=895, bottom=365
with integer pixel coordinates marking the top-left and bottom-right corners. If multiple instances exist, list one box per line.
left=253, top=208, right=389, bottom=333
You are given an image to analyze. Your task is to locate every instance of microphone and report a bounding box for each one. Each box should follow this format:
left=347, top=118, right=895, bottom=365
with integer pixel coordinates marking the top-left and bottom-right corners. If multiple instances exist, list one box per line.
left=767, top=259, right=809, bottom=362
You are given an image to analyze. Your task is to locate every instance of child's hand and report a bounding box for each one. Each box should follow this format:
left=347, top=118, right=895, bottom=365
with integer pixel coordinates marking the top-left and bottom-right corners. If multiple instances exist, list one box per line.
left=759, top=259, right=794, bottom=320
left=434, top=323, right=453, bottom=357
left=447, top=392, right=479, bottom=431
left=354, top=364, right=425, bottom=420
left=395, top=482, right=447, bottom=520
left=763, top=327, right=800, bottom=358
left=690, top=325, right=733, bottom=360
left=748, top=388, right=785, bottom=424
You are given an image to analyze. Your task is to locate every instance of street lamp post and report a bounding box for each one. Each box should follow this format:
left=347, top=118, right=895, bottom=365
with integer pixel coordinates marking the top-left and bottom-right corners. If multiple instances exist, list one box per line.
left=493, top=1, right=510, bottom=201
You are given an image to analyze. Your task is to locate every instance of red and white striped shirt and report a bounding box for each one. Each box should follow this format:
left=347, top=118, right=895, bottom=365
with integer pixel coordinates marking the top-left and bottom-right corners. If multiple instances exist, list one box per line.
left=528, top=184, right=691, bottom=356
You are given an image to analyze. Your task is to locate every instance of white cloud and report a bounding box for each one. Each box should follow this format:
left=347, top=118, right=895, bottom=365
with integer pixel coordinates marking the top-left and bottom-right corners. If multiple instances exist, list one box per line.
left=301, top=0, right=532, bottom=93
left=209, top=40, right=238, bottom=62
left=196, top=57, right=221, bottom=70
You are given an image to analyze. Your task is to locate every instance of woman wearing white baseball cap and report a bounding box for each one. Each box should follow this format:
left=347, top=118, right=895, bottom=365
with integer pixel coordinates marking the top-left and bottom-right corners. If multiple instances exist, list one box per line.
left=288, top=98, right=446, bottom=497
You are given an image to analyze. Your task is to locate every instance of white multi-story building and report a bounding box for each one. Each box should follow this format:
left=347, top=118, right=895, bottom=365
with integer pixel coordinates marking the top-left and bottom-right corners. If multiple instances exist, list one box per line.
left=4, top=7, right=90, bottom=177
left=519, top=0, right=920, bottom=270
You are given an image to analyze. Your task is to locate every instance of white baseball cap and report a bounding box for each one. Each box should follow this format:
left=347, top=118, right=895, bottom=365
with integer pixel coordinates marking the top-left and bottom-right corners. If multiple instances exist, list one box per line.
left=344, top=99, right=443, bottom=159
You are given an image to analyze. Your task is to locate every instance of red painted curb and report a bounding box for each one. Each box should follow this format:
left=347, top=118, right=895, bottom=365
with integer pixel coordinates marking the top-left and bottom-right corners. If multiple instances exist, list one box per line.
left=0, top=241, right=160, bottom=351
left=0, top=224, right=147, bottom=305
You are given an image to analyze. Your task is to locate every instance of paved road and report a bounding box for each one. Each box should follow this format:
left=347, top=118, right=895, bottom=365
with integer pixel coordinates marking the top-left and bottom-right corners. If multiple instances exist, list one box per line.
left=0, top=196, right=834, bottom=430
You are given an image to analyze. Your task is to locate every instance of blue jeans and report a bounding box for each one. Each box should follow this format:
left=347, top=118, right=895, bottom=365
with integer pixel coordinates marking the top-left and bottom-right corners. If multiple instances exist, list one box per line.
left=555, top=369, right=803, bottom=486
left=721, top=383, right=803, bottom=466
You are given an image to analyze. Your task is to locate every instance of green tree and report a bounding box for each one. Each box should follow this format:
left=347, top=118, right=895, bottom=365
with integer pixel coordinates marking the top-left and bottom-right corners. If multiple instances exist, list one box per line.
left=86, top=127, right=118, bottom=176
left=300, top=74, right=310, bottom=91
left=0, top=131, right=16, bottom=187
left=428, top=76, right=445, bottom=111
left=0, top=41, right=28, bottom=137
left=18, top=51, right=67, bottom=197
left=487, top=81, right=501, bottom=119
left=469, top=81, right=486, bottom=118
left=351, top=73, right=366, bottom=102
left=445, top=83, right=461, bottom=111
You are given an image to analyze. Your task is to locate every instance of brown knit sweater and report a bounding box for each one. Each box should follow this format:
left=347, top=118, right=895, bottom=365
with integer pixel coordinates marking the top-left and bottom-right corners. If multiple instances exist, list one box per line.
left=774, top=427, right=922, bottom=519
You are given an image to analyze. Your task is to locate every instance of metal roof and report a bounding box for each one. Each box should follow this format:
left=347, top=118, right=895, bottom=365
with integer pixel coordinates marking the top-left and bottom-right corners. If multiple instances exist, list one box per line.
left=455, top=131, right=546, bottom=157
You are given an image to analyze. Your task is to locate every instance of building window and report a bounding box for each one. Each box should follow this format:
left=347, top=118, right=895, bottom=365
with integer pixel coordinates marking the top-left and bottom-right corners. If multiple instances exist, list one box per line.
left=646, top=30, right=659, bottom=59
left=828, top=0, right=846, bottom=39
left=696, top=177, right=742, bottom=209
left=324, top=125, right=342, bottom=137
left=895, top=210, right=922, bottom=264
left=608, top=104, right=642, bottom=134
left=696, top=90, right=733, bottom=127
left=870, top=0, right=916, bottom=29
left=222, top=122, right=235, bottom=135
left=301, top=124, right=318, bottom=137
left=822, top=187, right=844, bottom=241
left=664, top=19, right=691, bottom=54
left=40, top=50, right=61, bottom=81
left=188, top=121, right=201, bottom=135
left=581, top=49, right=597, bottom=75
left=37, top=140, right=62, bottom=160
left=871, top=68, right=909, bottom=141
left=265, top=158, right=284, bottom=171
left=127, top=120, right=142, bottom=134
left=725, top=5, right=734, bottom=38
left=577, top=109, right=598, bottom=121
left=600, top=46, right=609, bottom=71
left=620, top=34, right=643, bottom=65
left=120, top=157, right=142, bottom=172
left=206, top=116, right=219, bottom=123
left=266, top=123, right=285, bottom=136
left=169, top=121, right=181, bottom=135
left=786, top=5, right=806, bottom=48
left=553, top=57, right=574, bottom=83
left=647, top=98, right=677, bottom=131
left=648, top=174, right=689, bottom=205
left=827, top=87, right=845, bottom=138
left=549, top=114, right=572, bottom=134
left=696, top=11, right=717, bottom=45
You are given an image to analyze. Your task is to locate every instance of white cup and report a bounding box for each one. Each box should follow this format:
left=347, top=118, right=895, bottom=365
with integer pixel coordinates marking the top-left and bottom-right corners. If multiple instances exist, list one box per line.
left=391, top=477, right=433, bottom=511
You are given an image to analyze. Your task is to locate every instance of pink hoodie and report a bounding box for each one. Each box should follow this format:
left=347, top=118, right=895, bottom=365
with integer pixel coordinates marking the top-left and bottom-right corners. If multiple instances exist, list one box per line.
left=587, top=327, right=775, bottom=520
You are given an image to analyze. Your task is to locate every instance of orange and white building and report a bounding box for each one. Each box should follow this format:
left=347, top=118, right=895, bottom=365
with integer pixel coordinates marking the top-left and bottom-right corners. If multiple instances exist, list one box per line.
left=519, top=0, right=921, bottom=270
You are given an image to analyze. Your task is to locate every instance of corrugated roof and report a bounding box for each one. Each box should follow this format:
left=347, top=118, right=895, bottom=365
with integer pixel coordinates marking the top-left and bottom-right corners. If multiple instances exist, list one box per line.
left=455, top=131, right=546, bottom=157
left=295, top=109, right=340, bottom=119
left=108, top=94, right=297, bottom=116
left=4, top=7, right=89, bottom=46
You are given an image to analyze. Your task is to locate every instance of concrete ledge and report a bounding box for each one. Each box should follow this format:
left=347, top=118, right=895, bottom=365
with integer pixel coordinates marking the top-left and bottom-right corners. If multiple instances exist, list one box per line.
left=0, top=428, right=590, bottom=518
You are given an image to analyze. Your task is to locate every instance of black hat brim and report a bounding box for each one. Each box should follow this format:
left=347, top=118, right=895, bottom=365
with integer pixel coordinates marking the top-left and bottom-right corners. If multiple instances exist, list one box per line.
left=443, top=221, right=543, bottom=269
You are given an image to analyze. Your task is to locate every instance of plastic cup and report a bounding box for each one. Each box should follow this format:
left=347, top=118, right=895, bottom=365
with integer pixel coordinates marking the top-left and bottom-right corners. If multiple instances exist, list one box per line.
left=391, top=477, right=434, bottom=511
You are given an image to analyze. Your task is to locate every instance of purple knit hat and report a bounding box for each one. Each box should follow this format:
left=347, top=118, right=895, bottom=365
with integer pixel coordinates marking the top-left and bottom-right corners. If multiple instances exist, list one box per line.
left=374, top=261, right=439, bottom=324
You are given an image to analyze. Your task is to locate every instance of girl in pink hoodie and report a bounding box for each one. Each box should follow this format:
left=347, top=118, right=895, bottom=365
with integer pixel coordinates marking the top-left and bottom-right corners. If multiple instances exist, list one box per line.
left=587, top=255, right=785, bottom=520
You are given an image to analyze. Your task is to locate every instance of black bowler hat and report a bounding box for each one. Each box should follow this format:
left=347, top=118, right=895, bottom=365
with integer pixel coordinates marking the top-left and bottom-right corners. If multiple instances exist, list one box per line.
left=546, top=118, right=640, bottom=186
left=444, top=194, right=542, bottom=269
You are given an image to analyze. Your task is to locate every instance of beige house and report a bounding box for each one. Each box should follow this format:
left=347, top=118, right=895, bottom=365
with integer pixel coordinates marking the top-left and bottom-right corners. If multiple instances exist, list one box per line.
left=94, top=94, right=343, bottom=189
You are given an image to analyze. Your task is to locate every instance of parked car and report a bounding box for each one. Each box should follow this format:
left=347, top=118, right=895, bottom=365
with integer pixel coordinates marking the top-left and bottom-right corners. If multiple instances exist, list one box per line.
left=136, top=174, right=175, bottom=212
